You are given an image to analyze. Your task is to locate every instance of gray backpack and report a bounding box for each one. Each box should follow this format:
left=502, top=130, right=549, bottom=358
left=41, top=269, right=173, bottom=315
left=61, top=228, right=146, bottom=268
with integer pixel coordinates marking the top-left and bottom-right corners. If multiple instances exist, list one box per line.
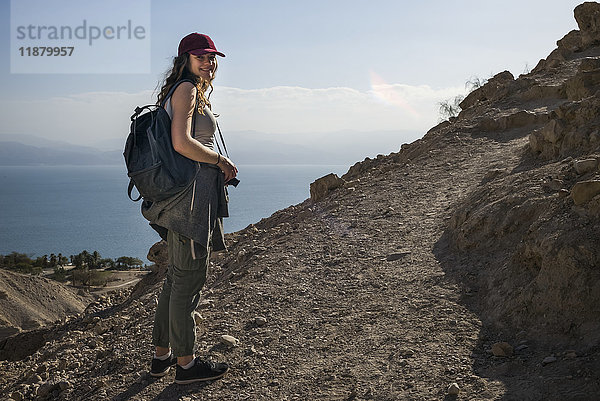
left=124, top=79, right=199, bottom=202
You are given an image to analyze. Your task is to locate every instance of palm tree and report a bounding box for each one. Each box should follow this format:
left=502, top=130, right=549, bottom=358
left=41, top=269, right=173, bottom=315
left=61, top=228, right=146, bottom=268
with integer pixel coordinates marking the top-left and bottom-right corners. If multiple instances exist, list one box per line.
left=81, top=250, right=91, bottom=268
left=58, top=253, right=68, bottom=266
left=72, top=254, right=84, bottom=269
left=92, top=251, right=101, bottom=269
left=49, top=253, right=57, bottom=268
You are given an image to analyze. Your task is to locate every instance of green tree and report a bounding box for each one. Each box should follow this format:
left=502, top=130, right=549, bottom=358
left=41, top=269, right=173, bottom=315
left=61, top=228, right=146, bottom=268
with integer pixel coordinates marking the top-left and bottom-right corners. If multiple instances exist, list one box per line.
left=53, top=265, right=67, bottom=281
left=57, top=253, right=68, bottom=266
left=99, top=258, right=115, bottom=269
left=91, top=251, right=101, bottom=269
left=33, top=256, right=45, bottom=268
left=81, top=250, right=91, bottom=268
left=72, top=267, right=111, bottom=287
left=72, top=254, right=84, bottom=269
left=1, top=252, right=34, bottom=270
left=49, top=253, right=58, bottom=268
left=115, top=256, right=143, bottom=270
left=14, top=262, right=42, bottom=275
left=72, top=267, right=89, bottom=286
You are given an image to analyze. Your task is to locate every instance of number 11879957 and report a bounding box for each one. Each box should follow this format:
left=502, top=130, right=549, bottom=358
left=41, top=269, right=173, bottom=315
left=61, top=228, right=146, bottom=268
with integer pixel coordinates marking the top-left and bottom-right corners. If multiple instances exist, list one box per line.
left=19, top=47, right=74, bottom=56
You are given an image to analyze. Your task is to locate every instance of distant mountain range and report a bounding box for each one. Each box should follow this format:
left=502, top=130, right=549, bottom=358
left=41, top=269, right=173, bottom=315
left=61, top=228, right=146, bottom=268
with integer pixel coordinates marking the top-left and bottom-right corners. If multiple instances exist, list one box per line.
left=0, top=130, right=420, bottom=166
left=0, top=138, right=122, bottom=166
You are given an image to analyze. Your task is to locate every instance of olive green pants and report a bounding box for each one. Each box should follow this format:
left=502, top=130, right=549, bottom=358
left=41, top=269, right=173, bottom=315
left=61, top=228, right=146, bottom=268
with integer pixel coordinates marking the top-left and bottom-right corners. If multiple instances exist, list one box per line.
left=152, top=230, right=209, bottom=357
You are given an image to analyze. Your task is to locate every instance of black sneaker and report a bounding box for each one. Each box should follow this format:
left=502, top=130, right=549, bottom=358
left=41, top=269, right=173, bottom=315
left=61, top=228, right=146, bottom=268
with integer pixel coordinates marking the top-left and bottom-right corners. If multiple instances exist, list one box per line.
left=150, top=354, right=177, bottom=377
left=174, top=358, right=229, bottom=384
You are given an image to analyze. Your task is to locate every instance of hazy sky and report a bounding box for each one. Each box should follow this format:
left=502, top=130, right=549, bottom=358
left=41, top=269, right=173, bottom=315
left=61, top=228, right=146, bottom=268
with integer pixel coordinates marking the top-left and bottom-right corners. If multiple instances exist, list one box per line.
left=0, top=0, right=584, bottom=150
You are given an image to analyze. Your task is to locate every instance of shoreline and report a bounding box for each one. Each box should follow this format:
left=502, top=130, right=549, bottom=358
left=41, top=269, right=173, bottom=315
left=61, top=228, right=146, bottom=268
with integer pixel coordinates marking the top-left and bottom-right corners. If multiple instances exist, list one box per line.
left=0, top=164, right=352, bottom=263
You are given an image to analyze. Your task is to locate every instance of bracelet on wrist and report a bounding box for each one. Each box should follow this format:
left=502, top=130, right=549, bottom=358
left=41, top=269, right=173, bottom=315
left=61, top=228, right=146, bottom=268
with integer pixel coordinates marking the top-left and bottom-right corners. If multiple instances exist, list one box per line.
left=216, top=154, right=221, bottom=165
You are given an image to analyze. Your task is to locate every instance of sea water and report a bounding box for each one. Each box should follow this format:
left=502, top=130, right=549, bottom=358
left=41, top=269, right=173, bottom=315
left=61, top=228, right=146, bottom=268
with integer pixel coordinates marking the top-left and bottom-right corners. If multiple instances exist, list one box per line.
left=0, top=164, right=348, bottom=262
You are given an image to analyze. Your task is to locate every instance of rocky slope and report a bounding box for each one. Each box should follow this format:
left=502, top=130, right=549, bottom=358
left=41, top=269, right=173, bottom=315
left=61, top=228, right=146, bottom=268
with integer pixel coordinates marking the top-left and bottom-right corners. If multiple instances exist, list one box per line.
left=1, top=2, right=600, bottom=400
left=445, top=1, right=600, bottom=349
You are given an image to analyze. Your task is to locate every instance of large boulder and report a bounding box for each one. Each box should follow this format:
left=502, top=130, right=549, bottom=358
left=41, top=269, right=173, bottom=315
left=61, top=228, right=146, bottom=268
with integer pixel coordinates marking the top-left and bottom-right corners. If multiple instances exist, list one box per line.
left=575, top=2, right=600, bottom=47
left=529, top=95, right=600, bottom=159
left=573, top=157, right=599, bottom=174
left=310, top=173, right=345, bottom=201
left=459, top=71, right=515, bottom=111
left=128, top=240, right=168, bottom=300
left=147, top=240, right=168, bottom=271
left=529, top=119, right=566, bottom=158
left=571, top=180, right=600, bottom=205
left=477, top=110, right=548, bottom=132
left=565, top=69, right=600, bottom=101
left=557, top=30, right=583, bottom=53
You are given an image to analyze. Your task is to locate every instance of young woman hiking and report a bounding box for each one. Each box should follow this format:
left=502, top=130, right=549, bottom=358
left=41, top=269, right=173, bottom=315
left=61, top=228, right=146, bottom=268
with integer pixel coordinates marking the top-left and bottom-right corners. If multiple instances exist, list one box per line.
left=143, top=32, right=237, bottom=384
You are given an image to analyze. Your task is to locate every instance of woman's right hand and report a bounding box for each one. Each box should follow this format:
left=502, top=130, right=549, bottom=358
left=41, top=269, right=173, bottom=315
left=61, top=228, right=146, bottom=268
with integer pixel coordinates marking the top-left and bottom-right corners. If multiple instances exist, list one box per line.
left=217, top=156, right=238, bottom=183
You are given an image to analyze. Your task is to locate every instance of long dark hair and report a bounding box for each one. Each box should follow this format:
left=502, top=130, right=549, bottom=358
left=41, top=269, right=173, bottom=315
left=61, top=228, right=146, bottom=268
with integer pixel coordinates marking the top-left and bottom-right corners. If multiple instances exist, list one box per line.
left=156, top=53, right=217, bottom=114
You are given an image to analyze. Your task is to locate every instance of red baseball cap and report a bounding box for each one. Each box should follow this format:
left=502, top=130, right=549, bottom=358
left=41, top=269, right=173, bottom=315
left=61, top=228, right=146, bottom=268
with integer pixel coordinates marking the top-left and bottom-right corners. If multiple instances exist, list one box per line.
left=178, top=33, right=225, bottom=57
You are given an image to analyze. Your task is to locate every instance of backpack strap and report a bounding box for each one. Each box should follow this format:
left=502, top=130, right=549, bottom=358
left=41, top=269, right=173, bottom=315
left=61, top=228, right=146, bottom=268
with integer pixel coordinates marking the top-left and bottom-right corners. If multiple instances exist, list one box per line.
left=130, top=105, right=154, bottom=121
left=127, top=180, right=142, bottom=201
left=215, top=121, right=230, bottom=158
left=160, top=79, right=196, bottom=107
left=161, top=79, right=199, bottom=141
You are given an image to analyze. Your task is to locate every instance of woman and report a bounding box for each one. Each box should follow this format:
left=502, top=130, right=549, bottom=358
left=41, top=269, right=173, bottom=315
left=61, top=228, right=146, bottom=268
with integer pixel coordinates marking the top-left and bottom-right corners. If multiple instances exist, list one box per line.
left=144, top=32, right=237, bottom=384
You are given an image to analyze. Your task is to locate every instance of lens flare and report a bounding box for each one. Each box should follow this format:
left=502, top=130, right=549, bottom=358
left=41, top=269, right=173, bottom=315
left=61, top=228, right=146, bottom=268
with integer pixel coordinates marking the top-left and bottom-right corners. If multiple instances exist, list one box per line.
left=370, top=70, right=420, bottom=118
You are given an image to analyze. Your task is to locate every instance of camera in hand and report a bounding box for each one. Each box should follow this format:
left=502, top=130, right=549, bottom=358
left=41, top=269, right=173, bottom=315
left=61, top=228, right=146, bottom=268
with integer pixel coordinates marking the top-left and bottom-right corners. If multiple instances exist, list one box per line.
left=226, top=177, right=240, bottom=187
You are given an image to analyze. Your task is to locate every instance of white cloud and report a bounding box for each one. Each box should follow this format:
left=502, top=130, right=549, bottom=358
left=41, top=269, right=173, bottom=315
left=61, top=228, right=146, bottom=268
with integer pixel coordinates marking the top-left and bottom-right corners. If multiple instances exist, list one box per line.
left=211, top=84, right=465, bottom=134
left=0, top=90, right=154, bottom=147
left=0, top=83, right=465, bottom=147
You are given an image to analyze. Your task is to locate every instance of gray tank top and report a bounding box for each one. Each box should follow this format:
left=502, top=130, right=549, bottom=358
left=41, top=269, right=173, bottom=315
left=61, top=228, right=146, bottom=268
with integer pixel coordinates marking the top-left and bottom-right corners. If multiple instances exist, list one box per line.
left=164, top=97, right=215, bottom=150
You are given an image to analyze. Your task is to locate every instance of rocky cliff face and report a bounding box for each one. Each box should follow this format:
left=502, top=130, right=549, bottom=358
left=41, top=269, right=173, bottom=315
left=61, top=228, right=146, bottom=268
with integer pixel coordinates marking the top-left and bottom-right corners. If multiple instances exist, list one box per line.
left=443, top=1, right=600, bottom=347
left=1, top=3, right=600, bottom=401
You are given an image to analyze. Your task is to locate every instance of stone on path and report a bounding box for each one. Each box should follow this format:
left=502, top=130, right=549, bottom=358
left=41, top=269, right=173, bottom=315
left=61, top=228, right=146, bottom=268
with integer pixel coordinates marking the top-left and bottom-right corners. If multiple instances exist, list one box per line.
left=574, top=158, right=598, bottom=175
left=447, top=382, right=460, bottom=395
left=571, top=180, right=600, bottom=205
left=220, top=335, right=240, bottom=347
left=386, top=251, right=411, bottom=261
left=193, top=311, right=203, bottom=325
left=491, top=342, right=514, bottom=357
left=564, top=350, right=578, bottom=359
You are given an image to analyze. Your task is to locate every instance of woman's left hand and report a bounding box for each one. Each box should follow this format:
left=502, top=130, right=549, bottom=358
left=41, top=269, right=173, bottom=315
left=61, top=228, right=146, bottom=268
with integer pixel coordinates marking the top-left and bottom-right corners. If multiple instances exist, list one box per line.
left=217, top=156, right=238, bottom=182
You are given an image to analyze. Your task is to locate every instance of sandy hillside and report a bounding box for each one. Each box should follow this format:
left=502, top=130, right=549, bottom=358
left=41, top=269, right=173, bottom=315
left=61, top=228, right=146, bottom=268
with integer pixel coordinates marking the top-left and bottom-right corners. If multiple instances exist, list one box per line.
left=1, top=2, right=600, bottom=400
left=0, top=269, right=91, bottom=341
